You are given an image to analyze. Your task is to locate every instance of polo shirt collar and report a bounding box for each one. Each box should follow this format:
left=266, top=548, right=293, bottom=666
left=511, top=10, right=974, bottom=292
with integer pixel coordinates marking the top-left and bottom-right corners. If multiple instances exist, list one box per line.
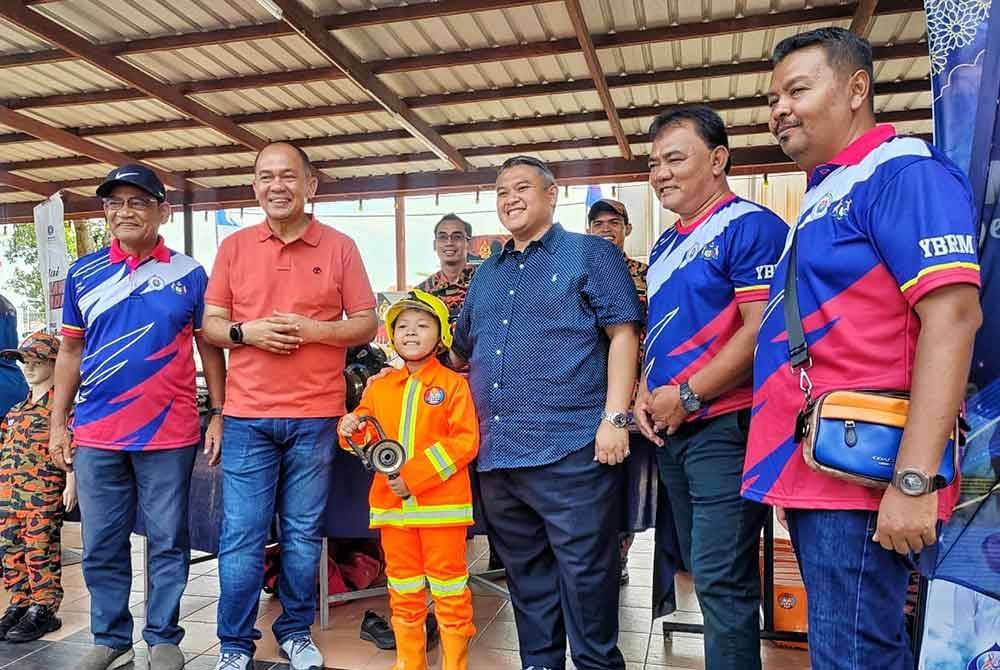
left=256, top=217, right=323, bottom=247
left=499, top=222, right=564, bottom=259
left=109, top=236, right=170, bottom=271
left=808, top=124, right=896, bottom=188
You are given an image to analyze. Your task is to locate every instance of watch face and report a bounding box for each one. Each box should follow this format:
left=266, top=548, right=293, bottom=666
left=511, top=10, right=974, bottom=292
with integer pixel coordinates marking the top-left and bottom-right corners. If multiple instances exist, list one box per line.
left=900, top=471, right=927, bottom=494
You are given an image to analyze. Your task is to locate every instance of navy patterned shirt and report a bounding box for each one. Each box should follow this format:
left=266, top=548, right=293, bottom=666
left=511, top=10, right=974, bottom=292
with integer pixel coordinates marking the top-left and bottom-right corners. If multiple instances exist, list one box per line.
left=453, top=223, right=642, bottom=470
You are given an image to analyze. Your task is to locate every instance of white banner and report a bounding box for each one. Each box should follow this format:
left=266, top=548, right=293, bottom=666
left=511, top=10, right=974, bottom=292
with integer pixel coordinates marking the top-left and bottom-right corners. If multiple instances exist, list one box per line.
left=32, top=194, right=68, bottom=333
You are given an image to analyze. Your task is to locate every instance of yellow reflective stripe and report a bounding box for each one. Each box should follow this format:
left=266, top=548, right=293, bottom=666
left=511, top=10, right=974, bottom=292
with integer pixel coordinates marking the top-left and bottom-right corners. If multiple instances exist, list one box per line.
left=427, top=574, right=468, bottom=597
left=370, top=504, right=474, bottom=527
left=398, top=378, right=422, bottom=459
left=426, top=442, right=457, bottom=480
left=387, top=574, right=426, bottom=594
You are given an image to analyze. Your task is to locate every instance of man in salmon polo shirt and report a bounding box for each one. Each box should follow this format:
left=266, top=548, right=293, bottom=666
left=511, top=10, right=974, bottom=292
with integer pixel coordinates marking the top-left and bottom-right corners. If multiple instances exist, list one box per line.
left=202, top=142, right=377, bottom=670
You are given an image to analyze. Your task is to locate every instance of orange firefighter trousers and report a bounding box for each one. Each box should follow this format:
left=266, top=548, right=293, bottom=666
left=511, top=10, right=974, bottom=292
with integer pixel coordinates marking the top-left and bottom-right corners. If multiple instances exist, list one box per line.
left=382, top=525, right=475, bottom=670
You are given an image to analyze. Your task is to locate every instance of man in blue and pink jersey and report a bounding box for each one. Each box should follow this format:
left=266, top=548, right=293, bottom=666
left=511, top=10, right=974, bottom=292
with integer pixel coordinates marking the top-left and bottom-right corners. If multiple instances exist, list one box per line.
left=48, top=165, right=226, bottom=670
left=634, top=105, right=787, bottom=670
left=744, top=27, right=982, bottom=669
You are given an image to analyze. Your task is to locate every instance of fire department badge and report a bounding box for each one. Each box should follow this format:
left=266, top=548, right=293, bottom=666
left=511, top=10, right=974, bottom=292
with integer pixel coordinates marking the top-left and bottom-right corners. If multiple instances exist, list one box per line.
left=424, top=387, right=446, bottom=405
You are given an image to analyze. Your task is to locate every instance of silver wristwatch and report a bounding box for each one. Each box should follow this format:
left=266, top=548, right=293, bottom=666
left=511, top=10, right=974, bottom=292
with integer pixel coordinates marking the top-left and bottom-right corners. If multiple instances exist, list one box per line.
left=602, top=410, right=629, bottom=429
left=891, top=468, right=942, bottom=496
left=679, top=381, right=703, bottom=413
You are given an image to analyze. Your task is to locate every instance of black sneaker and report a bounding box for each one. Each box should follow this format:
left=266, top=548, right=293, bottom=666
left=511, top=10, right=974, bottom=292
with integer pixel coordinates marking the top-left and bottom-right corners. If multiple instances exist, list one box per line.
left=360, top=610, right=395, bottom=650
left=425, top=611, right=439, bottom=651
left=5, top=604, right=61, bottom=643
left=0, top=605, right=28, bottom=640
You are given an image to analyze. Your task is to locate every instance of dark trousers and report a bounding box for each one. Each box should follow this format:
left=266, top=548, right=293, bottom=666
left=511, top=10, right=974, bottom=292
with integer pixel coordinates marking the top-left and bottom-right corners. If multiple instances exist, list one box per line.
left=75, top=445, right=197, bottom=650
left=655, top=410, right=767, bottom=670
left=479, top=444, right=625, bottom=670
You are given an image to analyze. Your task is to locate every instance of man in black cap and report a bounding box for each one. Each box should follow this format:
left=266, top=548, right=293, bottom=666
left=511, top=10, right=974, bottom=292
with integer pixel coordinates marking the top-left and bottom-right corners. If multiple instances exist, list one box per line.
left=585, top=197, right=649, bottom=586
left=49, top=164, right=226, bottom=670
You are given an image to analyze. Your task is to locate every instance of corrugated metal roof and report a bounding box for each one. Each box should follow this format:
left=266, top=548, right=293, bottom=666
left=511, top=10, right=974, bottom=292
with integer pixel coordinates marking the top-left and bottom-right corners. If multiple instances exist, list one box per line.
left=0, top=0, right=934, bottom=216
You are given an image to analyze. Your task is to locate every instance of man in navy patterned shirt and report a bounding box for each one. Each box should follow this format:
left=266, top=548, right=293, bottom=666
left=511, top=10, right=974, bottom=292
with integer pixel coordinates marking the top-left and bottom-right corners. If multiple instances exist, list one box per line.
left=452, top=156, right=641, bottom=670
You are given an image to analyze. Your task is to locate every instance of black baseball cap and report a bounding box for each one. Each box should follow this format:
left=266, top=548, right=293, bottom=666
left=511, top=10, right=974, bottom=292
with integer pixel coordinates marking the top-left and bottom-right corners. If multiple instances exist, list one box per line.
left=97, top=164, right=166, bottom=202
left=587, top=198, right=629, bottom=225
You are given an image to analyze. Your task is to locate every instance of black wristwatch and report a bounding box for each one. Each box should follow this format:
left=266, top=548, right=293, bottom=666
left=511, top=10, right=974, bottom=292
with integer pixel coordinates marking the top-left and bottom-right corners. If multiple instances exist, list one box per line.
left=207, top=407, right=224, bottom=417
left=679, top=381, right=703, bottom=413
left=229, top=322, right=244, bottom=344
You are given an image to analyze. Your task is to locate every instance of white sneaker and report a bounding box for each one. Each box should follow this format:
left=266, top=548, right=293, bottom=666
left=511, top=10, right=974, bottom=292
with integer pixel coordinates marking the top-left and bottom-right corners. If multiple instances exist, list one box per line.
left=280, top=635, right=324, bottom=670
left=214, top=651, right=252, bottom=670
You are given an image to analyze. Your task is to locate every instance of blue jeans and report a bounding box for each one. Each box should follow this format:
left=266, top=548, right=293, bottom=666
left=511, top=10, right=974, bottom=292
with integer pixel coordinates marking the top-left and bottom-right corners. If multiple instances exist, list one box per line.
left=655, top=410, right=767, bottom=670
left=786, top=509, right=914, bottom=670
left=75, top=445, right=197, bottom=649
left=216, top=417, right=337, bottom=656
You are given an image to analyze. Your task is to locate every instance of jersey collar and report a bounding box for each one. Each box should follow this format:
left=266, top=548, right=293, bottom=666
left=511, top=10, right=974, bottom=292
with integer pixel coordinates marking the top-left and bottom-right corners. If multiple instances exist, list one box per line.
left=808, top=124, right=896, bottom=188
left=109, top=236, right=170, bottom=271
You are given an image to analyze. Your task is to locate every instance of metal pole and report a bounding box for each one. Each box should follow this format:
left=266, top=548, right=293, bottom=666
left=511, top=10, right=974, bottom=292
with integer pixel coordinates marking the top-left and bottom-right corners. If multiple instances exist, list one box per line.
left=394, top=195, right=406, bottom=290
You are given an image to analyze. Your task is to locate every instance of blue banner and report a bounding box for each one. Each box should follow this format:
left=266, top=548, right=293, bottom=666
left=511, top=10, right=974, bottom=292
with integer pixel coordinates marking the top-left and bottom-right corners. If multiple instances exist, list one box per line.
left=926, top=0, right=1000, bottom=388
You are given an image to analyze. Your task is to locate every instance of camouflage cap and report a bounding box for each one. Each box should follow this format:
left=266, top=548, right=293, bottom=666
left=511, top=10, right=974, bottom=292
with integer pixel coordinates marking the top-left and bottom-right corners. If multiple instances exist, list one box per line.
left=0, top=330, right=60, bottom=362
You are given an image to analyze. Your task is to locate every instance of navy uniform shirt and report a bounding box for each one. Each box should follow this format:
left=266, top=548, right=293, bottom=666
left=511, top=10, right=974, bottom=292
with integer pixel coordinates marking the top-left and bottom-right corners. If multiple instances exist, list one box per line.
left=453, top=223, right=642, bottom=471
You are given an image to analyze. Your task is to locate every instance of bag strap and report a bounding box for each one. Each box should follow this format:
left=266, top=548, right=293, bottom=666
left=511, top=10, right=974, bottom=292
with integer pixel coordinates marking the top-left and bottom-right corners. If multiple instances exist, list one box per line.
left=782, top=222, right=811, bottom=369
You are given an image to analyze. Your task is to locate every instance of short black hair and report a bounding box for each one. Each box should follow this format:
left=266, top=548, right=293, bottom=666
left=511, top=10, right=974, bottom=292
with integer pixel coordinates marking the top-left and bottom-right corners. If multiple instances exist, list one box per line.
left=498, top=155, right=556, bottom=187
left=433, top=214, right=472, bottom=238
left=772, top=27, right=874, bottom=108
left=254, top=141, right=315, bottom=178
left=648, top=105, right=732, bottom=174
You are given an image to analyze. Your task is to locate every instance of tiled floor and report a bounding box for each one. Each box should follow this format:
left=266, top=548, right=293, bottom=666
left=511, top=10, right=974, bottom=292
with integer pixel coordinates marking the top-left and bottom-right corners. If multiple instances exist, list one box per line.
left=0, top=524, right=811, bottom=669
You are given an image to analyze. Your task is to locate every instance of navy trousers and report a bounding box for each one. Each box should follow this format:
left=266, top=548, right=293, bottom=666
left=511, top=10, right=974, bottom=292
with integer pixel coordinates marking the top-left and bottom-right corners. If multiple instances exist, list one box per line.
left=479, top=444, right=626, bottom=670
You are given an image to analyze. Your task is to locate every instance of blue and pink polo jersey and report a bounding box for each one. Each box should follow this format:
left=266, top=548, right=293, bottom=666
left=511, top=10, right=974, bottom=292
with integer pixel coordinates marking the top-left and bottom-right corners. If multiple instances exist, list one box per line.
left=61, top=238, right=207, bottom=451
left=645, top=195, right=788, bottom=420
left=742, top=125, right=981, bottom=516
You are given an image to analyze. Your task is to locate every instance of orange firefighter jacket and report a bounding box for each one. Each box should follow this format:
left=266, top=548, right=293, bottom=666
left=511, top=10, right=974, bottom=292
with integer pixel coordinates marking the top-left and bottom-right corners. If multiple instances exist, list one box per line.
left=340, top=356, right=480, bottom=529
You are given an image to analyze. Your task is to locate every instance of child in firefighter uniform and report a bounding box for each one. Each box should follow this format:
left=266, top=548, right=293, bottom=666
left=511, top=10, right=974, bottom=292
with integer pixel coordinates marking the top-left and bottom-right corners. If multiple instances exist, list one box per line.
left=338, top=290, right=479, bottom=670
left=0, top=331, right=75, bottom=642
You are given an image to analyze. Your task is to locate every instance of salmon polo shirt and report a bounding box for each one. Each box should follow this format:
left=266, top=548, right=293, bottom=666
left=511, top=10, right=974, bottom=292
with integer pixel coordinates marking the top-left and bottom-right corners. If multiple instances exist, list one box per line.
left=205, top=218, right=376, bottom=418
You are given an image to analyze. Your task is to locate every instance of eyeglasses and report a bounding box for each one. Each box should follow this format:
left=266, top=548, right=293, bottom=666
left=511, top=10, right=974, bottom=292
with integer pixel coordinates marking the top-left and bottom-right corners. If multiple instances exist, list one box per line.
left=435, top=233, right=469, bottom=242
left=102, top=196, right=158, bottom=211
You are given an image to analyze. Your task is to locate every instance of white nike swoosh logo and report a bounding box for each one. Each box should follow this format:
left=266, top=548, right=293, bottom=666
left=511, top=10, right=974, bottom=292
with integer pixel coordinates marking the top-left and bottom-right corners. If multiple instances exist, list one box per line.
left=114, top=172, right=139, bottom=179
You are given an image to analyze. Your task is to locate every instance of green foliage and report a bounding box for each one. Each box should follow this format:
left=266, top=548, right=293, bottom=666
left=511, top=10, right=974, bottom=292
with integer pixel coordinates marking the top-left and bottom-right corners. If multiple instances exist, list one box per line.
left=1, top=221, right=108, bottom=312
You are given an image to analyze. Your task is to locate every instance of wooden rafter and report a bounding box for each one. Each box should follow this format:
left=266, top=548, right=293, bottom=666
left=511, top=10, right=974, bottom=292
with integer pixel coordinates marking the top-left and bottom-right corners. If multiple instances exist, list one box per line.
left=0, top=106, right=187, bottom=190
left=563, top=0, right=632, bottom=160
left=0, top=84, right=931, bottom=176
left=13, top=108, right=932, bottom=195
left=850, top=0, right=880, bottom=36
left=7, top=0, right=544, bottom=69
left=0, top=4, right=267, bottom=152
left=0, top=168, right=58, bottom=197
left=269, top=0, right=470, bottom=171
left=1, top=2, right=923, bottom=109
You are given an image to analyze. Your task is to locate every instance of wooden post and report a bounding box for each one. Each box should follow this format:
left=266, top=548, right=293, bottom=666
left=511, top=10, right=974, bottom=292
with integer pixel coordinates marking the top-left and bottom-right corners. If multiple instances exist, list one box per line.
left=394, top=195, right=406, bottom=290
left=183, top=202, right=194, bottom=257
left=72, top=220, right=94, bottom=257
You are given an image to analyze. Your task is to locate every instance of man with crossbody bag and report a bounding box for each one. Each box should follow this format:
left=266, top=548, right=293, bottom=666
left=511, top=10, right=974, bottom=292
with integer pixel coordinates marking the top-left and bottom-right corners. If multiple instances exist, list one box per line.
left=742, top=28, right=982, bottom=670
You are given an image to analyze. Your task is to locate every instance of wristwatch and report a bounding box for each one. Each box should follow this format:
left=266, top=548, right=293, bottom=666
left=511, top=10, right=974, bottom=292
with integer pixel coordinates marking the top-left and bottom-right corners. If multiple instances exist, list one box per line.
left=602, top=410, right=629, bottom=429
left=229, top=321, right=244, bottom=344
left=891, top=468, right=946, bottom=496
left=679, top=381, right=703, bottom=413
left=207, top=407, right=224, bottom=417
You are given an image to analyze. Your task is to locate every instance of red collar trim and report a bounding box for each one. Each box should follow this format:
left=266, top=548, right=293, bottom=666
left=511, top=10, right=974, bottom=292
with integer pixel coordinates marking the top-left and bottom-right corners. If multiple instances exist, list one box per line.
left=808, top=125, right=897, bottom=183
left=109, top=237, right=170, bottom=270
left=675, top=193, right=737, bottom=234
